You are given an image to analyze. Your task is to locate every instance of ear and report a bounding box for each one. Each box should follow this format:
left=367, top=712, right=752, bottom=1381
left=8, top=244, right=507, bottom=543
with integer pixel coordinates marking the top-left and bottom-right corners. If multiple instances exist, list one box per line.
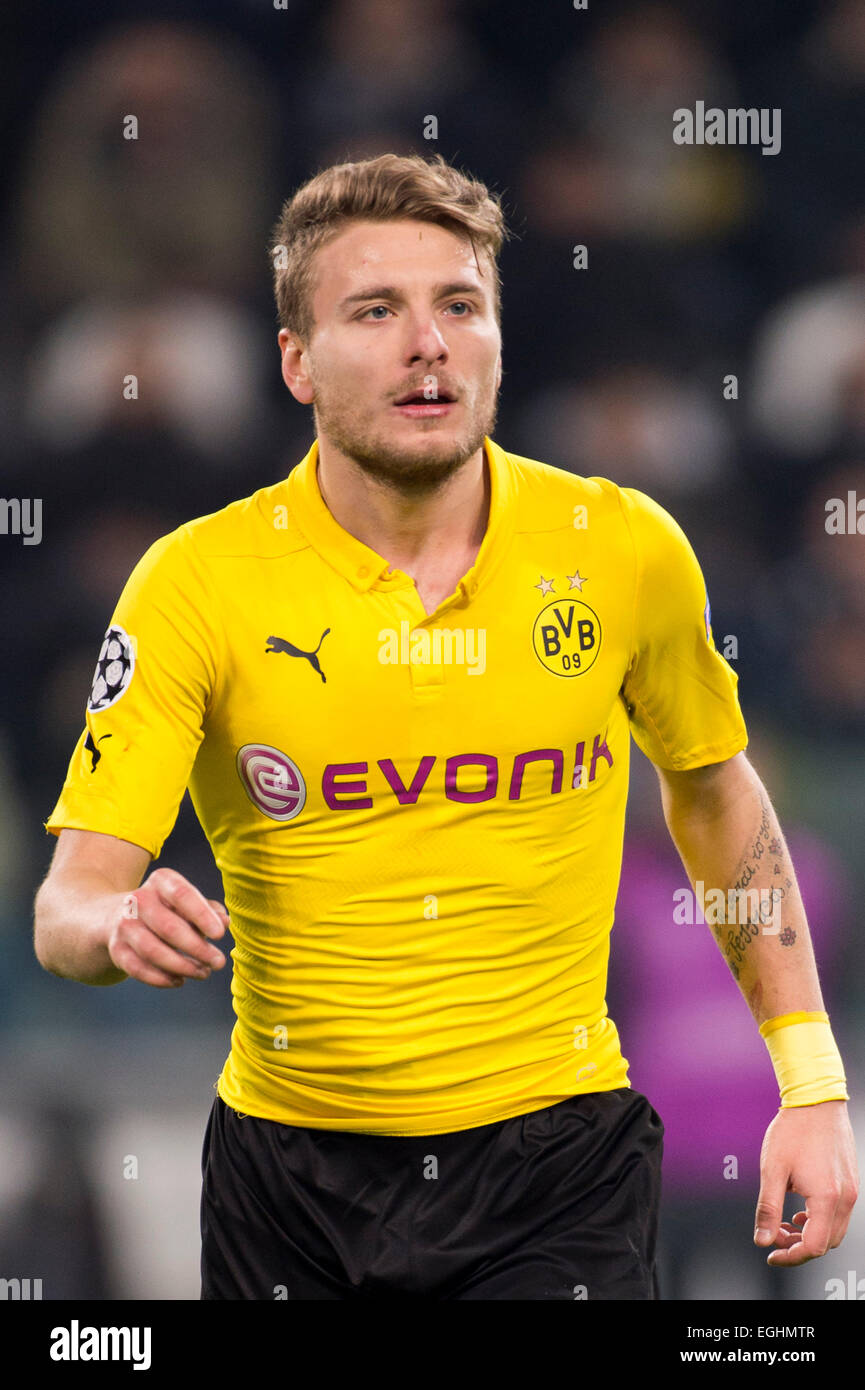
left=278, top=328, right=315, bottom=405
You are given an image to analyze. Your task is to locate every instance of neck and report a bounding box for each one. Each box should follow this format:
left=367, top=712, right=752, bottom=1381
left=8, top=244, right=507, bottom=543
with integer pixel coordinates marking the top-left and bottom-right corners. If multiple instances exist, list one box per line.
left=315, top=440, right=490, bottom=568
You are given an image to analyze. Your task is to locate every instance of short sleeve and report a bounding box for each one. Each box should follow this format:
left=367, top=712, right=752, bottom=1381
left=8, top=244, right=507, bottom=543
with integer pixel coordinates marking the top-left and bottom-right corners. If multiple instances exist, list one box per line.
left=44, top=525, right=223, bottom=859
left=618, top=487, right=748, bottom=770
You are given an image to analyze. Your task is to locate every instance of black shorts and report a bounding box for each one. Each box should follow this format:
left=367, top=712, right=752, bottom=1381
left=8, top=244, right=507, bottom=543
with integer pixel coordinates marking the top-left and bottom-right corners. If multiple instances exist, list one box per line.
left=200, top=1087, right=664, bottom=1300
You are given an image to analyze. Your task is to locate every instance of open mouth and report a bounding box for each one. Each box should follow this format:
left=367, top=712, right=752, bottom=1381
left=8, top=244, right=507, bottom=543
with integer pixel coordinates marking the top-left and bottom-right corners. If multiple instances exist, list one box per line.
left=393, top=389, right=456, bottom=413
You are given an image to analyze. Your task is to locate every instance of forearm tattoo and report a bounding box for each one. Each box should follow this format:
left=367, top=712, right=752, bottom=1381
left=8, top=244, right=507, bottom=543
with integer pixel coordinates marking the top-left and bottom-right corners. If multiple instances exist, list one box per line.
left=704, top=791, right=796, bottom=982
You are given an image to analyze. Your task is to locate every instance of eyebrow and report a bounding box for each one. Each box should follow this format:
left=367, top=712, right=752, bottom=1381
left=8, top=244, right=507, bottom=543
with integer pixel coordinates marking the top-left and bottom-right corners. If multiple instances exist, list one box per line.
left=338, top=281, right=485, bottom=312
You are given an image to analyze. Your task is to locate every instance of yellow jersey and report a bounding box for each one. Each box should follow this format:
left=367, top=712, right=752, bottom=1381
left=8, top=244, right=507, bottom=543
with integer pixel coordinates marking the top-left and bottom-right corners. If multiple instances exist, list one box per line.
left=45, top=436, right=748, bottom=1134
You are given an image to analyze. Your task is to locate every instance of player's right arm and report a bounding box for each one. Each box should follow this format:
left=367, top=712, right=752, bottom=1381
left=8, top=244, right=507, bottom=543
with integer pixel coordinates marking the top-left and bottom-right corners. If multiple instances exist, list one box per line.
left=34, top=827, right=228, bottom=989
left=39, top=523, right=228, bottom=987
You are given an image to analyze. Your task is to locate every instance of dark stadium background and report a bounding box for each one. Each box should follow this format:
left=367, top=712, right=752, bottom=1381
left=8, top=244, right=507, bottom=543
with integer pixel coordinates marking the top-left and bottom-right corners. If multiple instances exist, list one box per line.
left=0, top=0, right=862, bottom=1300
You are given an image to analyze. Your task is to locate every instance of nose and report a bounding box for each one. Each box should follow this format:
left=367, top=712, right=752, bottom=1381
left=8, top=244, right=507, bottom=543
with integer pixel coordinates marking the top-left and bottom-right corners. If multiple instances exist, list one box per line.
left=404, top=312, right=448, bottom=366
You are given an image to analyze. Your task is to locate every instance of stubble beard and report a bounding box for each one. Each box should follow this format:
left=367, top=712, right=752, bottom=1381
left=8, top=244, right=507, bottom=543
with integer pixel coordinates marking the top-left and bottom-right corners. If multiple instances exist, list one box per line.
left=311, top=380, right=500, bottom=497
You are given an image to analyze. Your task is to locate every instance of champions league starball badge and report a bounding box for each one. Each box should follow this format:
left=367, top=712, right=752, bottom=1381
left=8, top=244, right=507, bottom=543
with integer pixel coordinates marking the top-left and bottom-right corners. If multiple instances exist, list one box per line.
left=87, top=625, right=136, bottom=712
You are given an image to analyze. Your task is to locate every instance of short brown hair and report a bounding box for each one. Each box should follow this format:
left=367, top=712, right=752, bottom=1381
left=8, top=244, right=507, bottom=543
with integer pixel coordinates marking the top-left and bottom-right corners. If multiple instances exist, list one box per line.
left=269, top=152, right=509, bottom=344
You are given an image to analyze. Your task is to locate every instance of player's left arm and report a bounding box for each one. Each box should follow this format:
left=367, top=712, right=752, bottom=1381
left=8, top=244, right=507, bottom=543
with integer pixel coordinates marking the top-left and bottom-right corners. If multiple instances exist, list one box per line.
left=655, top=748, right=858, bottom=1267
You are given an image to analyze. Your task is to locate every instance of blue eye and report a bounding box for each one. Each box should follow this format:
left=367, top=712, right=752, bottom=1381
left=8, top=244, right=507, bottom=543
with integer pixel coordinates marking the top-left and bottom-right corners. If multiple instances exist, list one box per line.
left=448, top=302, right=471, bottom=315
left=365, top=305, right=390, bottom=319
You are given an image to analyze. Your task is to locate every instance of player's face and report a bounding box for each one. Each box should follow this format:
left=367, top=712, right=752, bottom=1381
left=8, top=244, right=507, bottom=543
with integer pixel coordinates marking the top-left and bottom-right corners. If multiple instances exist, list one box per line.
left=283, top=218, right=503, bottom=492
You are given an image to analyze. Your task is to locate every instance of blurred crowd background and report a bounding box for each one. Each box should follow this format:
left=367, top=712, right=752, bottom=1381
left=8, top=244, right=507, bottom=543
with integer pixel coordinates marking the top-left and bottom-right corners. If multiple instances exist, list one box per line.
left=1, top=0, right=863, bottom=1301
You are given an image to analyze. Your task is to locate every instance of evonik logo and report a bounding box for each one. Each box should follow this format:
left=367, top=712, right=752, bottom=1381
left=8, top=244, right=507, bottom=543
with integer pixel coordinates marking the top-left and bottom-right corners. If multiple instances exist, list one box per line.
left=237, top=729, right=615, bottom=822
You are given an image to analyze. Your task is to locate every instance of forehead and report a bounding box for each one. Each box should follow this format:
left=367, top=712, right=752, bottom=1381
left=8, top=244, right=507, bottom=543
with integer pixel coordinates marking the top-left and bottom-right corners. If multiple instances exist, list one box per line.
left=310, top=218, right=491, bottom=311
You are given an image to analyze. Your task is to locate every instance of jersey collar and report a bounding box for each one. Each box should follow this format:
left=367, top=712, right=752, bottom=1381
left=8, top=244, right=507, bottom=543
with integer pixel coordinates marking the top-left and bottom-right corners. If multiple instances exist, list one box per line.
left=286, top=434, right=515, bottom=599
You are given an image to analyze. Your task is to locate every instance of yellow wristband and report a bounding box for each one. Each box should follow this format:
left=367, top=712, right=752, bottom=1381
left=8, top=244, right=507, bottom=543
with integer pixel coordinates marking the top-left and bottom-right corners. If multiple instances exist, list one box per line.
left=759, top=1011, right=849, bottom=1107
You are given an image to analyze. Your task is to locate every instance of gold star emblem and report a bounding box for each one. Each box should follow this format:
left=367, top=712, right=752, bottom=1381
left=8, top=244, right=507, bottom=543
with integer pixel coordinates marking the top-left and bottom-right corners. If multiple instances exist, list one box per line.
left=567, top=572, right=586, bottom=590
left=535, top=575, right=555, bottom=595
